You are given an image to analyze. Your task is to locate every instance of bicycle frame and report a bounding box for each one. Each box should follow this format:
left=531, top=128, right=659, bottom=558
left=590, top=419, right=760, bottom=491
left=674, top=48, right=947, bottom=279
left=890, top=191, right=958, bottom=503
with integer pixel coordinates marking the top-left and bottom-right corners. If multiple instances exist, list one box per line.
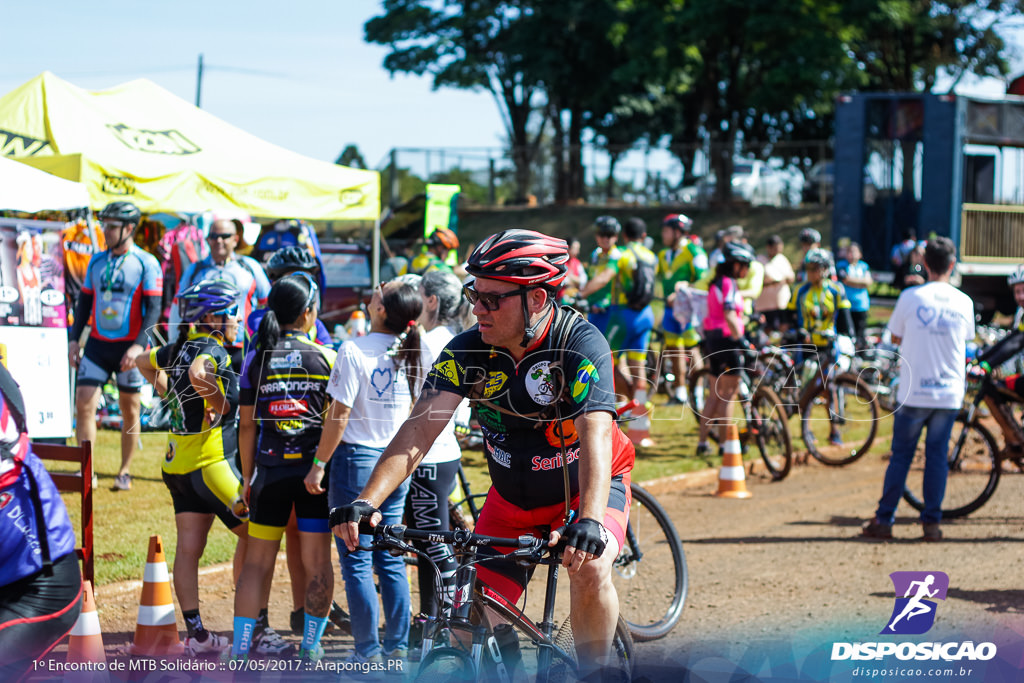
left=967, top=377, right=1024, bottom=458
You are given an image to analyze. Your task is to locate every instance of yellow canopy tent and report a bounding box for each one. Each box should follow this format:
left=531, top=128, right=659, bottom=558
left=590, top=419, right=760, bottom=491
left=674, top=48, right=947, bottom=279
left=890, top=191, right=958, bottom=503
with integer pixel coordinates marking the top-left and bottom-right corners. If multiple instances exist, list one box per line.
left=0, top=72, right=379, bottom=220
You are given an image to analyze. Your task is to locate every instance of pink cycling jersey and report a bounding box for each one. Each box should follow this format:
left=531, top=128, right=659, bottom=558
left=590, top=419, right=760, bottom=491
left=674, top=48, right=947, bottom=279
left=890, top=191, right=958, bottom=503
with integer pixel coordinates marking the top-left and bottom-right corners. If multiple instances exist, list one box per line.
left=703, top=276, right=743, bottom=335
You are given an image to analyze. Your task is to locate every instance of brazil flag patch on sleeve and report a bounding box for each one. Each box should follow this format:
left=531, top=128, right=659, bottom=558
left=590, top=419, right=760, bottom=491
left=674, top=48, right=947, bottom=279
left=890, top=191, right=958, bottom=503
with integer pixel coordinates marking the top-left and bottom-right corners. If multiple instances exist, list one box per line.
left=572, top=359, right=598, bottom=403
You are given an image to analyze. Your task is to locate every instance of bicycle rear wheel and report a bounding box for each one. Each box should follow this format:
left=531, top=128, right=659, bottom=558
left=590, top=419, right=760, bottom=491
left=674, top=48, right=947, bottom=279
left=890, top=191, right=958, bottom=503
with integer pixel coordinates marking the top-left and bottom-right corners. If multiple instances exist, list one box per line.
left=749, top=386, right=793, bottom=481
left=801, top=373, right=878, bottom=465
left=901, top=416, right=1000, bottom=519
left=612, top=483, right=687, bottom=641
left=687, top=367, right=712, bottom=421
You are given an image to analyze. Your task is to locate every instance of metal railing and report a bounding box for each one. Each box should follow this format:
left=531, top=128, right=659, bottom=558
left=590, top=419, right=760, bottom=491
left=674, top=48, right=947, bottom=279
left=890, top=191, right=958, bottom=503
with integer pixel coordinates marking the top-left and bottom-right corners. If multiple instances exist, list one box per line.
left=960, top=203, right=1024, bottom=261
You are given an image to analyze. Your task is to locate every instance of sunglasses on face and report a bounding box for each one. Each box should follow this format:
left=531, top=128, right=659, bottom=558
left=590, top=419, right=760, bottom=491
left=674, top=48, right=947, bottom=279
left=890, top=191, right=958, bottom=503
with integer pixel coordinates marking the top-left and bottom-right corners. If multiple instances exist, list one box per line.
left=207, top=232, right=235, bottom=241
left=214, top=304, right=240, bottom=318
left=463, top=284, right=527, bottom=312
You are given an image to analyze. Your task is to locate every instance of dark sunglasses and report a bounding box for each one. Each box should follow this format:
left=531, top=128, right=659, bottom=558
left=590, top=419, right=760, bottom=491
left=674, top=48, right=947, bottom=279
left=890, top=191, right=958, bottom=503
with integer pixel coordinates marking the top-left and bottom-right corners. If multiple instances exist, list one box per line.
left=213, top=304, right=240, bottom=318
left=463, top=284, right=528, bottom=312
left=208, top=232, right=235, bottom=241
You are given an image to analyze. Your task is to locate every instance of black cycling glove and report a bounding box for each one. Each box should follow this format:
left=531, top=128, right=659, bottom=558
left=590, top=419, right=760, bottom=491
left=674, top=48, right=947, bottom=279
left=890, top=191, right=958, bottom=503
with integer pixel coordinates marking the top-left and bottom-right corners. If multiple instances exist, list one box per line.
left=561, top=517, right=609, bottom=558
left=328, top=499, right=380, bottom=528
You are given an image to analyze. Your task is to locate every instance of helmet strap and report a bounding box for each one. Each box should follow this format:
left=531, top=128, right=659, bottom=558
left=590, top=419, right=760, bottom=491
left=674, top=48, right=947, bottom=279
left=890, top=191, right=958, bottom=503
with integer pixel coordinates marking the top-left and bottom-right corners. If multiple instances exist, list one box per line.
left=520, top=288, right=553, bottom=348
left=110, top=223, right=137, bottom=253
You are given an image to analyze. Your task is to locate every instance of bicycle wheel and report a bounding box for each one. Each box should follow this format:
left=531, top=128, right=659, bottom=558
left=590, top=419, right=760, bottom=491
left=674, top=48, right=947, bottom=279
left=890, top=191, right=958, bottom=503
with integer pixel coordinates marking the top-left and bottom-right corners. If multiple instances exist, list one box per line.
left=748, top=386, right=793, bottom=481
left=612, top=483, right=687, bottom=641
left=415, top=646, right=476, bottom=682
left=801, top=372, right=878, bottom=466
left=687, top=367, right=713, bottom=421
left=550, top=615, right=635, bottom=683
left=901, top=416, right=1000, bottom=519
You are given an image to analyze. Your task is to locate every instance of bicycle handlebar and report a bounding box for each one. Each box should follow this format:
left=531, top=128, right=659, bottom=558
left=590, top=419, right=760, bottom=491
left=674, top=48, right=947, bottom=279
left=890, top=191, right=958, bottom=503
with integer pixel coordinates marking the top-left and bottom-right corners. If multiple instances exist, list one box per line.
left=357, top=522, right=564, bottom=563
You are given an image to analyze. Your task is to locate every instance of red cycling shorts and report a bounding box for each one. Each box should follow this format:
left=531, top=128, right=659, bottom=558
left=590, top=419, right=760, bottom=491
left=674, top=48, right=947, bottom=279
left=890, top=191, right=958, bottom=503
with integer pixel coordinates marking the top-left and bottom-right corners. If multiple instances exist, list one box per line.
left=472, top=472, right=631, bottom=603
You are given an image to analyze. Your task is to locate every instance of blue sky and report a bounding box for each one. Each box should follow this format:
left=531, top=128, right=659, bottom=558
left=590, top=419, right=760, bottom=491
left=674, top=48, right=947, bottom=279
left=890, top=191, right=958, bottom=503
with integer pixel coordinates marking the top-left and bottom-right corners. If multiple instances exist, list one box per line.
left=2, top=1, right=1022, bottom=184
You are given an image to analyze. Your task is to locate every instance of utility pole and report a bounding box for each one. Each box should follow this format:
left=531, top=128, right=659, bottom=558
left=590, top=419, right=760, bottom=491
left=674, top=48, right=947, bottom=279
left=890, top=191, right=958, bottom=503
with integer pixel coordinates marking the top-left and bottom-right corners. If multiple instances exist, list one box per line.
left=195, top=54, right=204, bottom=108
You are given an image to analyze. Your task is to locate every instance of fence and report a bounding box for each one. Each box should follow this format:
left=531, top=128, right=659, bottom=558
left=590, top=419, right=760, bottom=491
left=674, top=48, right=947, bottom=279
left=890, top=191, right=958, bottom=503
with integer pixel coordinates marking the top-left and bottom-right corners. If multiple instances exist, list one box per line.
left=380, top=140, right=833, bottom=209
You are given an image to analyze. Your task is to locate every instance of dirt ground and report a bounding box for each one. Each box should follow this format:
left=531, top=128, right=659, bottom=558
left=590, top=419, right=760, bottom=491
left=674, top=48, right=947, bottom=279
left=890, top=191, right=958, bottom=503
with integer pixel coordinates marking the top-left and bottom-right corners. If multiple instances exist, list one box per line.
left=41, top=452, right=1024, bottom=681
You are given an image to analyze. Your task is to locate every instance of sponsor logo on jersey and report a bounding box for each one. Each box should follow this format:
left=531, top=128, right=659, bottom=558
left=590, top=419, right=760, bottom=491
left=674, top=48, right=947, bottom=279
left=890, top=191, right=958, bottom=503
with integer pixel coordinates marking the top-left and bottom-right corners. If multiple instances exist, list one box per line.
left=0, top=491, right=11, bottom=509
left=269, top=350, right=303, bottom=369
left=268, top=398, right=308, bottom=417
left=525, top=361, right=556, bottom=405
left=572, top=360, right=598, bottom=403
left=483, top=371, right=507, bottom=398
left=486, top=441, right=512, bottom=469
left=531, top=447, right=580, bottom=472
left=40, top=289, right=64, bottom=306
left=432, top=359, right=461, bottom=387
left=165, top=440, right=176, bottom=463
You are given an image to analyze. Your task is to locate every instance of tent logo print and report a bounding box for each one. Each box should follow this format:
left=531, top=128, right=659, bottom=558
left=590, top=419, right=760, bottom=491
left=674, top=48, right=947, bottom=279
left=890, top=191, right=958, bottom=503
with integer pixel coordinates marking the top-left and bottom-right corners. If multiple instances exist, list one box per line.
left=106, top=123, right=201, bottom=155
left=0, top=129, right=52, bottom=157
left=103, top=175, right=136, bottom=196
left=881, top=571, right=949, bottom=635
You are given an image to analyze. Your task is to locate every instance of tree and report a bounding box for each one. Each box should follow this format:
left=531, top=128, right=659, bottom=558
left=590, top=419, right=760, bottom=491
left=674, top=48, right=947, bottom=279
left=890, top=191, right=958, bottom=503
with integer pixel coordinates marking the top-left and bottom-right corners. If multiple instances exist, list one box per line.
left=335, top=144, right=368, bottom=169
left=364, top=0, right=547, bottom=203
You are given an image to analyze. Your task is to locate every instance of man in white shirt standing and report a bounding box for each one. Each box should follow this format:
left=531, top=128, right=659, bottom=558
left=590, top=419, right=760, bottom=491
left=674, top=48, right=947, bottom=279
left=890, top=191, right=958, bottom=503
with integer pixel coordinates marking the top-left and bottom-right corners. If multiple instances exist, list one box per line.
left=754, top=234, right=795, bottom=331
left=862, top=237, right=974, bottom=542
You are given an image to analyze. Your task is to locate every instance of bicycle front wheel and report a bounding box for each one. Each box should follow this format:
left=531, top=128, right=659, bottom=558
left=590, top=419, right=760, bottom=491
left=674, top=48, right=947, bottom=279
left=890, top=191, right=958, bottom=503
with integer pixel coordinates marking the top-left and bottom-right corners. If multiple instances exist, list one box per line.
left=749, top=386, right=793, bottom=481
left=612, top=483, right=688, bottom=641
left=551, top=615, right=635, bottom=683
left=801, top=373, right=878, bottom=466
left=415, top=646, right=476, bottom=682
left=901, top=416, right=1000, bottom=519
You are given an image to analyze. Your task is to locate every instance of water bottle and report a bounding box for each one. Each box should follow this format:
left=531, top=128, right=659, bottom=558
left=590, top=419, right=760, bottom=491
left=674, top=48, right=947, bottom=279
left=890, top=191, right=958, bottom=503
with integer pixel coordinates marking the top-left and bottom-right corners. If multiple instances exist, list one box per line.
left=346, top=310, right=367, bottom=337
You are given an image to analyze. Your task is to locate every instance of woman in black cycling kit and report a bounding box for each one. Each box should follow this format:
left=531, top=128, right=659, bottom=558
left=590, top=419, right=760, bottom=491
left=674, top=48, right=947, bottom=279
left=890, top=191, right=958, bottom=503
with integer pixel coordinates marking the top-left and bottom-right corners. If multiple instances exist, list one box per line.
left=136, top=279, right=247, bottom=657
left=232, top=272, right=336, bottom=662
left=0, top=365, right=82, bottom=681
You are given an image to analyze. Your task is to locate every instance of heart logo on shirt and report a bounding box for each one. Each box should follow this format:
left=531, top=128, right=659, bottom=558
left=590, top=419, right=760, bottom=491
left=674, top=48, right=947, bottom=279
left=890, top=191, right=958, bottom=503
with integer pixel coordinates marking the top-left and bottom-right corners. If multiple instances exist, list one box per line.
left=370, top=367, right=393, bottom=397
left=916, top=306, right=937, bottom=326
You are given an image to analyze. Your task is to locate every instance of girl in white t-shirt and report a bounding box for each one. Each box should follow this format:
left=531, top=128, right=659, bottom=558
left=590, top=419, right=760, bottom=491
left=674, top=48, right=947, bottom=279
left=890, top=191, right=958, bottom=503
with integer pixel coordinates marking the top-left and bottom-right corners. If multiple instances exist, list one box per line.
left=307, top=278, right=425, bottom=663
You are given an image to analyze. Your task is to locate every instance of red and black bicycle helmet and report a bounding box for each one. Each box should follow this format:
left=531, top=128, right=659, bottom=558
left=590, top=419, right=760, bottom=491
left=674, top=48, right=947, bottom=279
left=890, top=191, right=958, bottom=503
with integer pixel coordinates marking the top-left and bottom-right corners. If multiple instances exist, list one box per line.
left=466, top=229, right=569, bottom=289
left=662, top=213, right=694, bottom=233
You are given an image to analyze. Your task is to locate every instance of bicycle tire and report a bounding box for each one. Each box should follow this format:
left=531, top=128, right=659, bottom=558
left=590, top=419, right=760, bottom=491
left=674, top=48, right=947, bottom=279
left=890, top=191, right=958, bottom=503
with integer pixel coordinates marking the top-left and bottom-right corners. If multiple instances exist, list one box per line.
left=749, top=386, right=793, bottom=481
left=686, top=367, right=712, bottom=421
left=901, top=416, right=1001, bottom=519
left=415, top=646, right=476, bottom=682
left=612, top=483, right=687, bottom=641
left=550, top=615, right=635, bottom=683
left=800, top=372, right=878, bottom=466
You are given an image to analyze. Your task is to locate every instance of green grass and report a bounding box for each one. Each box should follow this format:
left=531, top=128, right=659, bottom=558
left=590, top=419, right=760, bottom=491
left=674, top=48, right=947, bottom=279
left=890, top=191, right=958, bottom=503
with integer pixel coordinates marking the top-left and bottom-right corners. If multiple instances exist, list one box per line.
left=57, top=431, right=238, bottom=586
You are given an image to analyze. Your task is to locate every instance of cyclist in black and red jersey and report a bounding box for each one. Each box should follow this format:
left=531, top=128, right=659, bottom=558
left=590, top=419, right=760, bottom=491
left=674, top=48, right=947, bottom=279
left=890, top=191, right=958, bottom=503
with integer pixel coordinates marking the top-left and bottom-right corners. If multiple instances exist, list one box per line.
left=332, top=229, right=636, bottom=678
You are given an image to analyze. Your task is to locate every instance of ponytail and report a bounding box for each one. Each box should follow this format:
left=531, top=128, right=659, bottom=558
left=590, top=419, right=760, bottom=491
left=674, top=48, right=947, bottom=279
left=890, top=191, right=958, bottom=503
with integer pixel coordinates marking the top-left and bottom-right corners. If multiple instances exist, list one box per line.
left=251, top=309, right=281, bottom=389
left=381, top=280, right=424, bottom=401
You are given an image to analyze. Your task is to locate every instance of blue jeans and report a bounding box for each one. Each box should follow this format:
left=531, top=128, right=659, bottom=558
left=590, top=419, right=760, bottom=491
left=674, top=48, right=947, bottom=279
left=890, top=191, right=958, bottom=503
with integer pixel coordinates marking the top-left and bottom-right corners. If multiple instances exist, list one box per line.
left=874, top=405, right=958, bottom=525
left=329, top=443, right=411, bottom=658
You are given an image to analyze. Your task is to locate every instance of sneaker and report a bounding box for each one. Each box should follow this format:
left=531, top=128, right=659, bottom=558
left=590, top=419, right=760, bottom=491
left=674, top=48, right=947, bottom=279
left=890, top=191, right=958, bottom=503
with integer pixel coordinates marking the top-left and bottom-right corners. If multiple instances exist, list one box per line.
left=829, top=430, right=844, bottom=446
left=185, top=631, right=230, bottom=657
left=346, top=649, right=383, bottom=665
left=695, top=442, right=712, bottom=457
left=252, top=626, right=295, bottom=657
left=922, top=523, right=943, bottom=543
left=861, top=518, right=893, bottom=540
left=299, top=643, right=325, bottom=663
left=113, top=473, right=132, bottom=491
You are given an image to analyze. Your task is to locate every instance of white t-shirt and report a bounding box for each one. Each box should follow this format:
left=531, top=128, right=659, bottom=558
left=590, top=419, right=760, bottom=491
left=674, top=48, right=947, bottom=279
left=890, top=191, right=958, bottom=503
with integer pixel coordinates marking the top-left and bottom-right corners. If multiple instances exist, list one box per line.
left=419, top=326, right=461, bottom=465
left=328, top=332, right=427, bottom=449
left=887, top=281, right=975, bottom=409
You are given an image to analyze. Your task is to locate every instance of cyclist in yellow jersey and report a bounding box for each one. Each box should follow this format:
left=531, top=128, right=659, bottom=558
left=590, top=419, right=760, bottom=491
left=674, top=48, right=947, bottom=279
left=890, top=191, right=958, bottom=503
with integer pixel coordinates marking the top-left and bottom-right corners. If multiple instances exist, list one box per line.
left=411, top=228, right=458, bottom=275
left=657, top=214, right=708, bottom=404
left=786, top=248, right=854, bottom=445
left=135, top=280, right=247, bottom=658
left=583, top=216, right=623, bottom=335
left=583, top=218, right=656, bottom=409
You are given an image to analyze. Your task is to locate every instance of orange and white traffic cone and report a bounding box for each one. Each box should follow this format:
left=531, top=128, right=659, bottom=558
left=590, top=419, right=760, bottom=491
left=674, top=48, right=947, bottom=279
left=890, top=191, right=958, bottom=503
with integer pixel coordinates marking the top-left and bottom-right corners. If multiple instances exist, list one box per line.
left=67, top=580, right=106, bottom=664
left=626, top=391, right=655, bottom=448
left=128, top=535, right=183, bottom=656
left=714, top=423, right=752, bottom=499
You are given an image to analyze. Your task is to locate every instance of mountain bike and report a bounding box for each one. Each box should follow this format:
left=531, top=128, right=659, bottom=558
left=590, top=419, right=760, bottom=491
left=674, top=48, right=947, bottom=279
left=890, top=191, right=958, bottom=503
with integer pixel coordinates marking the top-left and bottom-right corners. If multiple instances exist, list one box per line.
left=901, top=365, right=1024, bottom=518
left=444, top=463, right=687, bottom=642
left=362, top=523, right=635, bottom=682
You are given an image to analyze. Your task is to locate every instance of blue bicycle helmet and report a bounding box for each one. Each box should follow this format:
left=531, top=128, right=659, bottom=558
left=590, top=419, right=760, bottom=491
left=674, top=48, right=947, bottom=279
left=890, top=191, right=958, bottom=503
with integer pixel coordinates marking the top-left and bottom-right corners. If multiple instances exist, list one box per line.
left=178, top=279, right=239, bottom=323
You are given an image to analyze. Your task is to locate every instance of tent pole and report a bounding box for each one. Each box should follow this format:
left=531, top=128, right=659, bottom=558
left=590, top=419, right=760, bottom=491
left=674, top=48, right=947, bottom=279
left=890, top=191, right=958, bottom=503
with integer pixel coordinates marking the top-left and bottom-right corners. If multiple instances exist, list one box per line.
left=372, top=215, right=380, bottom=290
left=195, top=54, right=204, bottom=108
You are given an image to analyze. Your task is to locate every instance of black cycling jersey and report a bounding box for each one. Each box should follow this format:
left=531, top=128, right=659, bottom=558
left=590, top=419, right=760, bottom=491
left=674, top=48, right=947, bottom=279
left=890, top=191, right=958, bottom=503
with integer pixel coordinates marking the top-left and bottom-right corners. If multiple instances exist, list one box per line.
left=425, top=306, right=633, bottom=510
left=239, top=331, right=337, bottom=467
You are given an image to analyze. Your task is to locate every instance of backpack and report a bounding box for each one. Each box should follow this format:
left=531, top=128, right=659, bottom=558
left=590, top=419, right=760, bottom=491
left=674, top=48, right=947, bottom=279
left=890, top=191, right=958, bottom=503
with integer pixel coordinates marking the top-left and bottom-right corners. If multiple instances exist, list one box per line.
left=625, top=243, right=657, bottom=311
